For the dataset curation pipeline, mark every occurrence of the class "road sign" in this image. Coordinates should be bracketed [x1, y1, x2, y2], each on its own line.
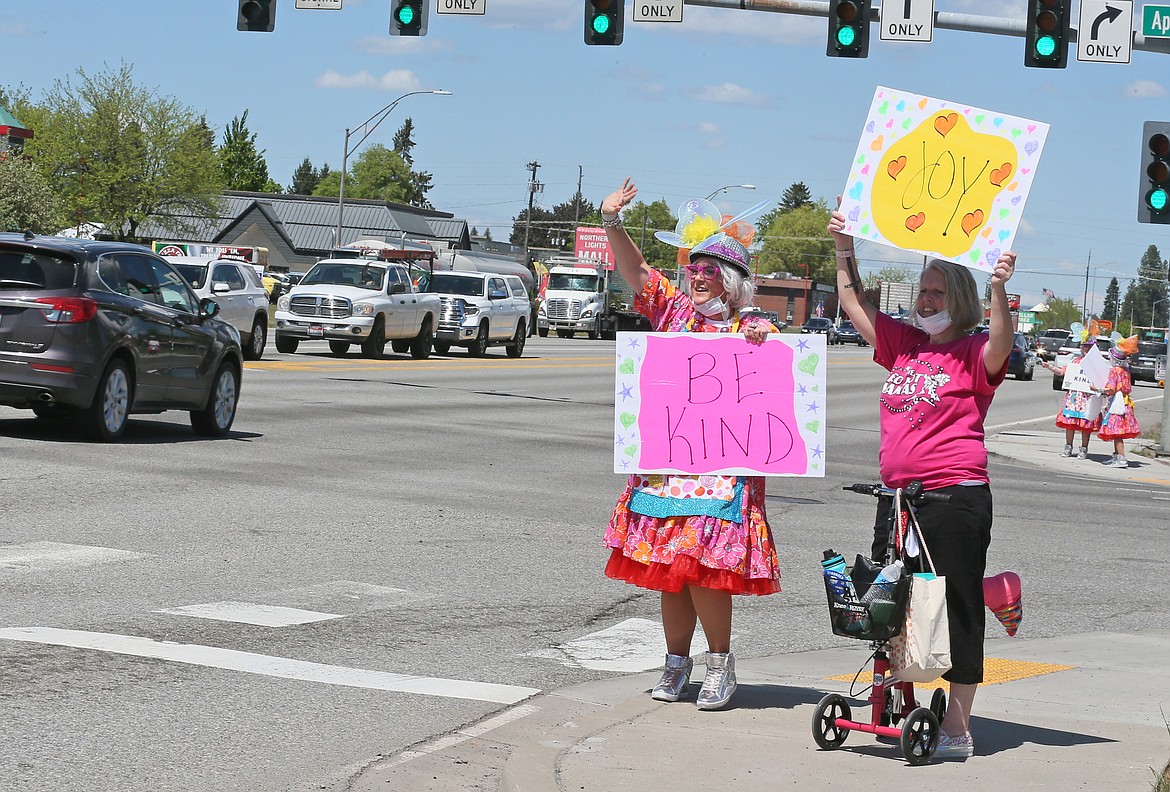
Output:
[1078, 0, 1133, 63]
[879, 0, 934, 42]
[437, 0, 486, 13]
[632, 2, 683, 22]
[295, 0, 342, 9]
[1144, 3, 1170, 35]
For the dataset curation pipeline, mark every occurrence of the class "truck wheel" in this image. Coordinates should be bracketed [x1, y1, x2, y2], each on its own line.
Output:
[538, 327, 549, 338]
[469, 322, 489, 357]
[190, 361, 239, 437]
[329, 341, 350, 357]
[556, 329, 573, 339]
[362, 318, 387, 359]
[82, 358, 132, 442]
[275, 334, 299, 354]
[434, 341, 451, 355]
[588, 319, 600, 340]
[506, 320, 526, 358]
[243, 316, 267, 361]
[410, 319, 433, 360]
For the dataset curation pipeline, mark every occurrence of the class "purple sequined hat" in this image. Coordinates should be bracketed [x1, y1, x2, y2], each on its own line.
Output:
[689, 233, 751, 277]
[1110, 345, 1129, 360]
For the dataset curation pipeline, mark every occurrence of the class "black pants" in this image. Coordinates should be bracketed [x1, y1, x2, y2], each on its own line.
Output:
[872, 485, 992, 685]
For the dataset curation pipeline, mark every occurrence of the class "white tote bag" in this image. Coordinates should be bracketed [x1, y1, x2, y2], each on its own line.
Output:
[1108, 392, 1126, 416]
[886, 502, 952, 682]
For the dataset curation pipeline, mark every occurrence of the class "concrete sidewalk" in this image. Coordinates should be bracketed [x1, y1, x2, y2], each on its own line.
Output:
[353, 430, 1170, 792]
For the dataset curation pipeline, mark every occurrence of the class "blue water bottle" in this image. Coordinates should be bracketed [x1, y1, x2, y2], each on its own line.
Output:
[822, 550, 859, 602]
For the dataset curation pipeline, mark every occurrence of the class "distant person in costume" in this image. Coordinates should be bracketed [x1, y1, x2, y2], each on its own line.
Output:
[1052, 330, 1102, 460]
[599, 178, 779, 711]
[1099, 335, 1141, 468]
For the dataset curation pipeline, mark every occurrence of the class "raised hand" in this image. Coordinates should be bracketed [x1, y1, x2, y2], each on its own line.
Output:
[990, 251, 1017, 288]
[602, 177, 638, 217]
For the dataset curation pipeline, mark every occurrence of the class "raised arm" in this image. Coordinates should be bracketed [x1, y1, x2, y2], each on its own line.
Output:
[983, 251, 1017, 378]
[600, 178, 652, 293]
[828, 202, 878, 346]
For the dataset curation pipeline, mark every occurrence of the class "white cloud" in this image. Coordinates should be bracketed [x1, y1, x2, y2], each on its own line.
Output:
[690, 82, 766, 106]
[314, 69, 422, 93]
[697, 122, 721, 135]
[354, 35, 453, 56]
[1124, 80, 1168, 99]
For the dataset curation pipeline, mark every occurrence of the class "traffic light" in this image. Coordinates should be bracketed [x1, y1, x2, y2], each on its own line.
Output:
[826, 0, 870, 58]
[237, 0, 275, 32]
[391, 0, 428, 37]
[584, 0, 624, 46]
[1139, 121, 1170, 224]
[1024, 0, 1071, 68]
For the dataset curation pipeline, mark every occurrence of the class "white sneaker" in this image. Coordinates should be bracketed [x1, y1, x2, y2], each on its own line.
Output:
[934, 731, 974, 760]
[1059, 444, 1073, 458]
[1113, 456, 1130, 468]
[1076, 447, 1088, 460]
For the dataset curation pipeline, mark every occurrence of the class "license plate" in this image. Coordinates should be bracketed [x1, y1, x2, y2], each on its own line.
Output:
[308, 325, 324, 337]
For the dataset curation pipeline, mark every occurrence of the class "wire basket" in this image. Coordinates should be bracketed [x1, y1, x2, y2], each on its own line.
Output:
[823, 569, 911, 643]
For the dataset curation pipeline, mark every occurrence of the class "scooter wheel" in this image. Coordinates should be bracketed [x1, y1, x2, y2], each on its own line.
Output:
[930, 688, 947, 723]
[812, 693, 851, 750]
[900, 707, 940, 765]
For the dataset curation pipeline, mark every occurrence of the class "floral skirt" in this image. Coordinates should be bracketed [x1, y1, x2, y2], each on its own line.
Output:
[603, 476, 780, 596]
[1055, 390, 1101, 432]
[1099, 408, 1141, 440]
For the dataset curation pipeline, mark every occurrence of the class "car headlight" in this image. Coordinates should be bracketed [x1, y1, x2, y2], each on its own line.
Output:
[351, 302, 375, 316]
[463, 302, 479, 315]
[581, 308, 594, 319]
[277, 294, 290, 310]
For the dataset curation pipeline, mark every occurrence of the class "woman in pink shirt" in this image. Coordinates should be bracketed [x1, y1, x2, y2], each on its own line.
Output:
[828, 207, 1016, 761]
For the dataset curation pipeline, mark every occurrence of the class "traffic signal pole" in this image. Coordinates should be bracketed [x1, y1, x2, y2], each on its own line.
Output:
[682, 0, 1170, 55]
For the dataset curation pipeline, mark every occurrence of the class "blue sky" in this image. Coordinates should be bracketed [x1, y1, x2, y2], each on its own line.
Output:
[3, 0, 1169, 310]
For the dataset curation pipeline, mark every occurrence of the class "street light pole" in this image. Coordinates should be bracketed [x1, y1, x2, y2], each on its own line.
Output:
[704, 184, 756, 201]
[335, 89, 452, 246]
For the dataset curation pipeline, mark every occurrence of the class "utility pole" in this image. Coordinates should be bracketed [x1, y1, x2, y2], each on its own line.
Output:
[1082, 250, 1092, 324]
[575, 165, 583, 228]
[523, 160, 542, 275]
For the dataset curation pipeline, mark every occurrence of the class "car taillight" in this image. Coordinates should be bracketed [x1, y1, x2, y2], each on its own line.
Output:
[34, 297, 98, 323]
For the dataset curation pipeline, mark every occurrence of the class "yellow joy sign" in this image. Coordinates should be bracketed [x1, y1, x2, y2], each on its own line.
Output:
[840, 87, 1049, 271]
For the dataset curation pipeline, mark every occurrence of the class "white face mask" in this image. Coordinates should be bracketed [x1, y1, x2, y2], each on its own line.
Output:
[694, 295, 729, 319]
[916, 309, 953, 336]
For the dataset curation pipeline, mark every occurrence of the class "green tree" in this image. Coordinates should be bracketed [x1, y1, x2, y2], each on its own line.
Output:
[509, 205, 554, 249]
[15, 62, 225, 241]
[617, 198, 676, 269]
[312, 144, 415, 205]
[0, 153, 65, 233]
[219, 110, 279, 192]
[288, 157, 323, 195]
[864, 265, 917, 291]
[779, 181, 814, 212]
[393, 118, 416, 166]
[1036, 297, 1082, 332]
[754, 201, 833, 279]
[1119, 245, 1168, 328]
[1102, 277, 1120, 322]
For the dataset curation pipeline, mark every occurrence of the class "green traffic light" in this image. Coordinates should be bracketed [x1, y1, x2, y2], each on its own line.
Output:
[1149, 188, 1170, 213]
[1035, 34, 1056, 58]
[592, 14, 610, 35]
[397, 5, 415, 25]
[836, 26, 856, 48]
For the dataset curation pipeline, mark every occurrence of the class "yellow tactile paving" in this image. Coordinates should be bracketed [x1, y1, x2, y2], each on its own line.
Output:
[827, 657, 1076, 690]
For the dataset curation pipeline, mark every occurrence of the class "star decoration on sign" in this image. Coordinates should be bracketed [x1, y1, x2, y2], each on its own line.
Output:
[618, 384, 634, 400]
[796, 339, 810, 352]
[806, 401, 820, 414]
[626, 336, 642, 351]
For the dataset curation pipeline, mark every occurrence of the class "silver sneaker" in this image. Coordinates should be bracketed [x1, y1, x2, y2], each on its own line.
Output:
[1113, 456, 1130, 468]
[1059, 444, 1073, 457]
[651, 653, 693, 702]
[934, 731, 974, 760]
[1076, 447, 1088, 460]
[696, 651, 736, 710]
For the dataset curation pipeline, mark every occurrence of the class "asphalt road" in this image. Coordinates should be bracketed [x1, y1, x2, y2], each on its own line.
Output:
[2, 336, 1166, 791]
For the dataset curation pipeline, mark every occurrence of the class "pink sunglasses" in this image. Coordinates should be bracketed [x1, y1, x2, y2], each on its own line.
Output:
[685, 263, 722, 278]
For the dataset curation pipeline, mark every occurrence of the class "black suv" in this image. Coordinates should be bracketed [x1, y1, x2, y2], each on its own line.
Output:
[800, 317, 838, 344]
[835, 320, 868, 346]
[1131, 340, 1166, 383]
[0, 233, 243, 441]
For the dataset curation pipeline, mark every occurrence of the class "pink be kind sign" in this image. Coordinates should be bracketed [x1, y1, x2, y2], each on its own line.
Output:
[613, 332, 827, 476]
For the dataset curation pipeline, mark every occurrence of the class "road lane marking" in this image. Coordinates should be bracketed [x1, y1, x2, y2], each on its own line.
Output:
[154, 601, 344, 627]
[379, 704, 541, 769]
[0, 628, 540, 704]
[0, 542, 143, 573]
[529, 618, 710, 672]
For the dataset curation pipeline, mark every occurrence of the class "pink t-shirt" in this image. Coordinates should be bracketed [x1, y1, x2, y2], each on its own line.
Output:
[873, 312, 1007, 489]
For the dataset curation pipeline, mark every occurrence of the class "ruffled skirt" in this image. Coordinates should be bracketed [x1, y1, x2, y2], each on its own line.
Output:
[603, 476, 780, 596]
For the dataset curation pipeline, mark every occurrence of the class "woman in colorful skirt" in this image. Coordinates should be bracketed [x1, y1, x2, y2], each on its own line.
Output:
[599, 178, 780, 711]
[1054, 338, 1102, 460]
[1099, 336, 1142, 468]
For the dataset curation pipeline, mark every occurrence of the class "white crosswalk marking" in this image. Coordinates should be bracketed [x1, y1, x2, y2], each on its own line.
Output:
[0, 541, 143, 573]
[535, 617, 710, 672]
[154, 601, 344, 627]
[0, 627, 541, 704]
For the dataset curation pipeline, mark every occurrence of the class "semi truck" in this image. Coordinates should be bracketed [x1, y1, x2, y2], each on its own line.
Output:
[536, 259, 649, 340]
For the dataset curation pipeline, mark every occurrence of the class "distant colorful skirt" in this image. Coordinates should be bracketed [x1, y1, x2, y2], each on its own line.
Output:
[1099, 407, 1141, 441]
[603, 476, 780, 596]
[1055, 390, 1101, 432]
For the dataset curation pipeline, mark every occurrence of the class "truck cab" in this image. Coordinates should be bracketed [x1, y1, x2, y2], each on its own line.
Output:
[538, 265, 608, 339]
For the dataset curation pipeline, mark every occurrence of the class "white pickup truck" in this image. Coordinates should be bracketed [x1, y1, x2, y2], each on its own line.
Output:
[273, 258, 439, 359]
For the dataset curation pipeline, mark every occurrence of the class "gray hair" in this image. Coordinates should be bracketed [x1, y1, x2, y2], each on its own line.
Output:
[683, 266, 755, 310]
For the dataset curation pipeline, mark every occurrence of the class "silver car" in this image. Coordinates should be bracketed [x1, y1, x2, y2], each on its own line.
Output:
[169, 256, 269, 360]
